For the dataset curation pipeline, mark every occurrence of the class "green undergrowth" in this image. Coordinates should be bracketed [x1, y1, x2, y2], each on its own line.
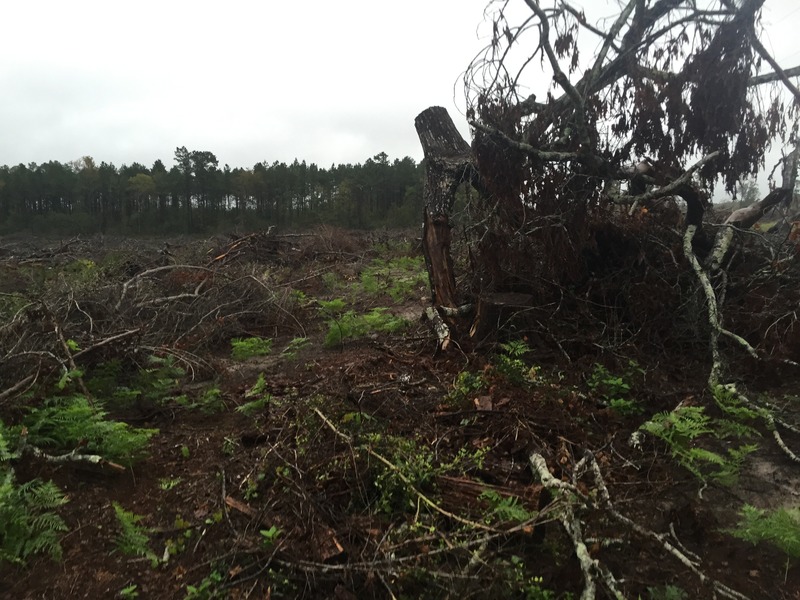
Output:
[639, 384, 760, 485]
[230, 336, 273, 361]
[0, 464, 68, 564]
[587, 360, 645, 415]
[317, 255, 427, 303]
[362, 433, 488, 514]
[728, 504, 800, 560]
[0, 355, 180, 566]
[447, 340, 543, 408]
[359, 256, 427, 303]
[319, 298, 408, 347]
[24, 395, 158, 466]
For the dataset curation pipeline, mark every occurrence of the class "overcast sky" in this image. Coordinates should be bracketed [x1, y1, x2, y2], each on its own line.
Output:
[1, 1, 798, 172]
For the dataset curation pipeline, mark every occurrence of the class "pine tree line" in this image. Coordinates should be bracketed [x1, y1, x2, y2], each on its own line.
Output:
[0, 149, 425, 235]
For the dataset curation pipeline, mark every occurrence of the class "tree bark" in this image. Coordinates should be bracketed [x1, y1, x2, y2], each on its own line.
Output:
[414, 106, 473, 309]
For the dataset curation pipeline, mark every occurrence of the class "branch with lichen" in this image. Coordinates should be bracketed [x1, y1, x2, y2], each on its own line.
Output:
[530, 451, 751, 600]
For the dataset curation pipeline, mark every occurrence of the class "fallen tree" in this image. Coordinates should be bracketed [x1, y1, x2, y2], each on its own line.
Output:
[416, 5, 800, 596]
[417, 0, 800, 364]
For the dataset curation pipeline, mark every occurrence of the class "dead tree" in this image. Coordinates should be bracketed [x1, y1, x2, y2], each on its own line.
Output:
[415, 106, 473, 310]
[416, 0, 800, 368]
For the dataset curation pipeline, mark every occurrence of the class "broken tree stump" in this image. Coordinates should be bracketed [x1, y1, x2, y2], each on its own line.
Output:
[414, 106, 474, 309]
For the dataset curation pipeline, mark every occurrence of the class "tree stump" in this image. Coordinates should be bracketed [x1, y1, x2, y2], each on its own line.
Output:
[414, 106, 473, 309]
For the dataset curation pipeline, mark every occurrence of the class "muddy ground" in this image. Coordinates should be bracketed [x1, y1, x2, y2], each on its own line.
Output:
[1, 228, 798, 599]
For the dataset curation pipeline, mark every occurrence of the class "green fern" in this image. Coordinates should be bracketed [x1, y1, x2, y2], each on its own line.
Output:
[0, 468, 68, 564]
[231, 337, 273, 361]
[479, 489, 536, 523]
[112, 502, 157, 561]
[325, 307, 407, 347]
[25, 395, 157, 467]
[728, 504, 800, 559]
[640, 406, 757, 484]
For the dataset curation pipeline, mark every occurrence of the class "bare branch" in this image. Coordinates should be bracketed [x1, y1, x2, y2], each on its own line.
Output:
[749, 65, 800, 86]
[616, 152, 720, 205]
[522, 0, 591, 147]
[750, 39, 800, 103]
[469, 118, 583, 162]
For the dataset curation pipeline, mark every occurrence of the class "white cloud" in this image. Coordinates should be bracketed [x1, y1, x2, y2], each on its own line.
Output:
[0, 0, 797, 177]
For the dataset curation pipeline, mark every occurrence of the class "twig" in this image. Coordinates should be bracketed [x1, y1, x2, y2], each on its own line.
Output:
[15, 430, 124, 472]
[522, 0, 591, 147]
[0, 374, 37, 405]
[529, 453, 624, 600]
[750, 38, 800, 103]
[617, 152, 720, 206]
[46, 302, 91, 398]
[72, 329, 141, 360]
[584, 455, 750, 600]
[468, 119, 580, 163]
[720, 384, 800, 464]
[683, 225, 723, 387]
[530, 451, 752, 600]
[313, 407, 498, 532]
[425, 307, 451, 350]
[749, 65, 800, 86]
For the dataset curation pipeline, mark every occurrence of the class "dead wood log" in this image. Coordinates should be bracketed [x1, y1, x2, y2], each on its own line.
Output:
[415, 106, 474, 309]
[709, 188, 793, 271]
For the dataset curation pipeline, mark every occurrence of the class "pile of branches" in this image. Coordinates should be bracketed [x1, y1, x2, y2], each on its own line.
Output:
[0, 236, 306, 397]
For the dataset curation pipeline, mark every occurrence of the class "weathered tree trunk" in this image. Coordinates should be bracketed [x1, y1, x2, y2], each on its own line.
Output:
[414, 106, 473, 309]
[708, 146, 799, 271]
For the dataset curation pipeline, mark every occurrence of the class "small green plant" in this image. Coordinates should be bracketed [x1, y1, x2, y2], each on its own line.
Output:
[341, 411, 374, 428]
[367, 434, 436, 513]
[640, 406, 757, 484]
[236, 373, 272, 416]
[479, 489, 536, 524]
[359, 256, 427, 303]
[135, 355, 185, 403]
[231, 336, 273, 361]
[0, 466, 68, 564]
[587, 361, 643, 415]
[647, 584, 688, 600]
[56, 368, 84, 391]
[494, 340, 535, 386]
[281, 337, 310, 360]
[199, 387, 224, 413]
[318, 297, 347, 314]
[185, 569, 224, 599]
[236, 399, 268, 417]
[448, 370, 488, 406]
[507, 555, 559, 599]
[243, 471, 266, 500]
[324, 307, 407, 347]
[62, 258, 99, 288]
[728, 504, 800, 559]
[321, 271, 340, 291]
[259, 525, 283, 547]
[163, 515, 193, 560]
[365, 434, 485, 514]
[0, 292, 28, 321]
[159, 477, 182, 491]
[25, 395, 158, 467]
[180, 445, 191, 459]
[112, 503, 157, 563]
[118, 584, 140, 599]
[221, 437, 238, 456]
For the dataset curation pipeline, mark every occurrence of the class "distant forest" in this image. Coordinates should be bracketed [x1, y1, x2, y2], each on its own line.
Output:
[0, 148, 426, 235]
